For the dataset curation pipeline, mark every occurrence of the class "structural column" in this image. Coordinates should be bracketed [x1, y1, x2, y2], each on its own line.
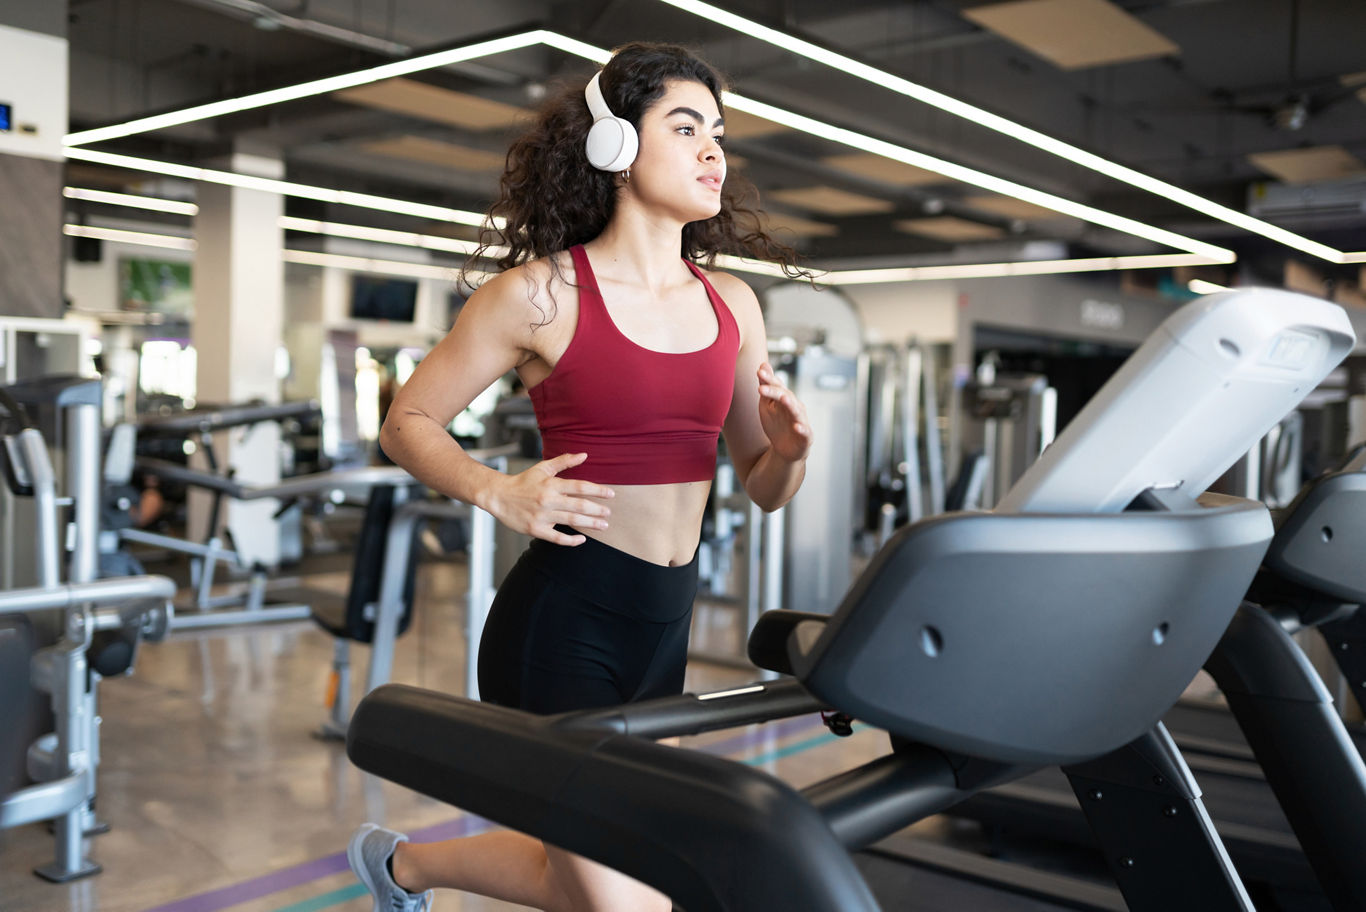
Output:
[191, 146, 285, 567]
[0, 6, 67, 318]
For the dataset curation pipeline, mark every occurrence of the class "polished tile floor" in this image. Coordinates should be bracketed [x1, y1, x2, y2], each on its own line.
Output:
[0, 550, 896, 912]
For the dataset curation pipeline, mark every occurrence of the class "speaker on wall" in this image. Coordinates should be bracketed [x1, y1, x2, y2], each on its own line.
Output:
[72, 235, 103, 263]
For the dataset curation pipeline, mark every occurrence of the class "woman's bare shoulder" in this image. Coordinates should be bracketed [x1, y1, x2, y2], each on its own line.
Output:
[466, 252, 576, 325]
[697, 266, 760, 315]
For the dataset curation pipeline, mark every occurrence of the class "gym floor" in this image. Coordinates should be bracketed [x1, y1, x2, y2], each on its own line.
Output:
[0, 546, 901, 912]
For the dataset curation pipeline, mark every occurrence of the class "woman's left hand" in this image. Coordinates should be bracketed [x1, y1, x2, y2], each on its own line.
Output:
[756, 361, 813, 463]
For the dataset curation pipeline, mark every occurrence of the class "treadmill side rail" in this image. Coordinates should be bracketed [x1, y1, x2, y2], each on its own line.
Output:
[348, 684, 880, 912]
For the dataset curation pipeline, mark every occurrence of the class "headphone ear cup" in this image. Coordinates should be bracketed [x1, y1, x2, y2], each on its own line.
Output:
[586, 116, 639, 172]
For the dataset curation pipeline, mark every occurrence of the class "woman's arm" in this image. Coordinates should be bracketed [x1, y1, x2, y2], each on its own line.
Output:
[714, 273, 812, 512]
[380, 266, 613, 546]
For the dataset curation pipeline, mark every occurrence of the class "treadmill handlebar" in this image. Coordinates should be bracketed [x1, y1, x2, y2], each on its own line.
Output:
[348, 684, 880, 912]
[136, 400, 322, 436]
[550, 677, 824, 739]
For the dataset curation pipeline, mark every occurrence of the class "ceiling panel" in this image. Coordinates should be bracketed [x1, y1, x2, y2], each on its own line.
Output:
[758, 211, 840, 238]
[963, 0, 1180, 70]
[769, 186, 896, 216]
[359, 136, 507, 172]
[893, 216, 1008, 242]
[823, 153, 944, 187]
[722, 108, 790, 140]
[1248, 145, 1366, 184]
[336, 78, 532, 130]
[961, 194, 1060, 220]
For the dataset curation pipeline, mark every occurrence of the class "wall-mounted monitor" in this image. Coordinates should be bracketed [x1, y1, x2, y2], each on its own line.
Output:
[120, 258, 193, 317]
[350, 274, 418, 323]
[0, 103, 11, 133]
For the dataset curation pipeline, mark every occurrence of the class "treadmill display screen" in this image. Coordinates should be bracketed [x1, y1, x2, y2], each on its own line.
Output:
[0, 104, 10, 133]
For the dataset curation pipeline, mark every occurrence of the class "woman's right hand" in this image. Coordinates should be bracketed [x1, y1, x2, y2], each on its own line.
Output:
[485, 452, 613, 545]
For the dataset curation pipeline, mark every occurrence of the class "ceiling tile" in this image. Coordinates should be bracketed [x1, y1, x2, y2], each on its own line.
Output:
[758, 211, 840, 238]
[769, 185, 895, 216]
[961, 194, 1060, 220]
[360, 136, 507, 172]
[893, 217, 1007, 241]
[1248, 145, 1366, 184]
[824, 153, 944, 186]
[336, 78, 531, 130]
[963, 0, 1180, 70]
[722, 108, 789, 140]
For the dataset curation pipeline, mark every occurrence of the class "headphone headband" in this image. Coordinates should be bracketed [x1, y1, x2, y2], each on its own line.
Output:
[585, 72, 612, 122]
[584, 69, 638, 173]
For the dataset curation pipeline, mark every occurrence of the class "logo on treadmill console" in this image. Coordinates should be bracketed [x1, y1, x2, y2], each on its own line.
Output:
[1080, 298, 1125, 331]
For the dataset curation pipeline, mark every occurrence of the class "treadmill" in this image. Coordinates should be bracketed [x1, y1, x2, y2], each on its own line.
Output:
[954, 447, 1366, 911]
[341, 289, 1354, 912]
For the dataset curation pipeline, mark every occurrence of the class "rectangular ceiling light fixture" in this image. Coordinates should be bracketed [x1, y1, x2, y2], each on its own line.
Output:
[64, 223, 196, 251]
[64, 186, 198, 215]
[280, 216, 509, 260]
[62, 31, 555, 147]
[283, 248, 483, 283]
[63, 29, 1231, 267]
[655, 0, 1349, 264]
[820, 253, 1223, 286]
[67, 219, 1220, 286]
[63, 147, 491, 227]
[721, 93, 1232, 261]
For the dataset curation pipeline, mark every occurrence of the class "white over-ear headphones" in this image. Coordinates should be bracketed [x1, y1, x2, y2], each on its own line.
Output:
[584, 71, 638, 173]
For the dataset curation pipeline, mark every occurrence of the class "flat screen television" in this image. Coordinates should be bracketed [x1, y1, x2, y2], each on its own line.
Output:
[350, 274, 418, 322]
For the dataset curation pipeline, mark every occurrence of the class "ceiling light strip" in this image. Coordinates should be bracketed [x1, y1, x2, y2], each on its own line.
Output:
[65, 221, 1226, 285]
[61, 29, 1219, 263]
[64, 224, 197, 250]
[658, 0, 1346, 264]
[283, 249, 484, 282]
[280, 216, 490, 255]
[64, 187, 199, 215]
[64, 147, 491, 226]
[820, 253, 1222, 286]
[724, 94, 1233, 262]
[63, 30, 553, 147]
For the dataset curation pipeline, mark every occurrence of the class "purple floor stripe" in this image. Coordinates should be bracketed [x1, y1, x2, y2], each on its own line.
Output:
[147, 713, 824, 912]
[143, 854, 352, 912]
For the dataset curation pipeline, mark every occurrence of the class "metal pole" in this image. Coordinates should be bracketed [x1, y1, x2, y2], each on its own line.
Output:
[762, 506, 785, 616]
[921, 345, 946, 516]
[466, 503, 496, 699]
[902, 346, 924, 523]
[66, 401, 101, 585]
[18, 429, 60, 588]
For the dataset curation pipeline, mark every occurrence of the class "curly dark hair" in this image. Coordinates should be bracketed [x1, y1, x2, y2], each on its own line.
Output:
[464, 41, 807, 309]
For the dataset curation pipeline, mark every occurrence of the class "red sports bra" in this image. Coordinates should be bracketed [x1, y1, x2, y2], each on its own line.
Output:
[528, 245, 741, 484]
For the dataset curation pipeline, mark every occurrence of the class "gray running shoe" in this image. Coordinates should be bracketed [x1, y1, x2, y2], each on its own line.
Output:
[347, 823, 434, 912]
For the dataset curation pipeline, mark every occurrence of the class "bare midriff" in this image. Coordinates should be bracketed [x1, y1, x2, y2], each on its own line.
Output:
[575, 480, 712, 567]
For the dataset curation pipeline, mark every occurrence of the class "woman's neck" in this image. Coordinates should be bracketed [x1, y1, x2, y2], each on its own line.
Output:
[587, 209, 689, 293]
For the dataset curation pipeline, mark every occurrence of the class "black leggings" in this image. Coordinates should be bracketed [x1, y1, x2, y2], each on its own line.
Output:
[477, 529, 698, 714]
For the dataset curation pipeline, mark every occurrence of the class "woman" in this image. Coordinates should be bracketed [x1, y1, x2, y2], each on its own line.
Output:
[348, 42, 813, 912]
